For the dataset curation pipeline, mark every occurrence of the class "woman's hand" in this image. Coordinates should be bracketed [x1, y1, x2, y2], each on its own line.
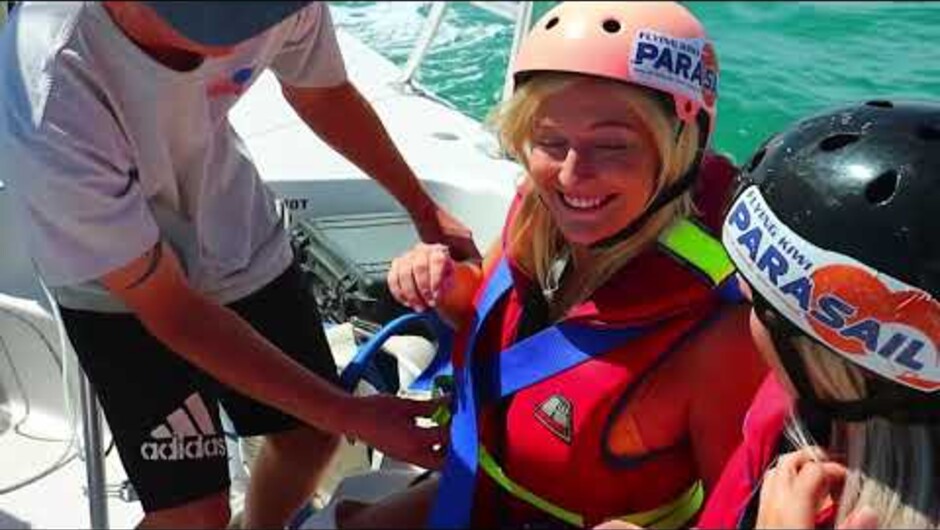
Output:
[389, 243, 482, 327]
[389, 243, 457, 312]
[756, 447, 848, 529]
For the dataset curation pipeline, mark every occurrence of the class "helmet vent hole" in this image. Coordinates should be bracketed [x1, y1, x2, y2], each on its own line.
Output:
[545, 17, 559, 30]
[746, 148, 767, 173]
[865, 170, 899, 206]
[819, 133, 859, 152]
[865, 100, 894, 109]
[602, 19, 621, 33]
[917, 124, 940, 141]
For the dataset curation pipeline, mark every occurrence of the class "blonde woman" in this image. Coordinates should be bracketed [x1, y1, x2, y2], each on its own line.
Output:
[369, 2, 768, 528]
[698, 100, 940, 529]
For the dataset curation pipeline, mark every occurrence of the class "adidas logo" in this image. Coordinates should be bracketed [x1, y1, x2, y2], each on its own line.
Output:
[140, 393, 227, 462]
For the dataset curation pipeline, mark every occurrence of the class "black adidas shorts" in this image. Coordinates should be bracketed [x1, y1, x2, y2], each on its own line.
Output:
[60, 260, 342, 512]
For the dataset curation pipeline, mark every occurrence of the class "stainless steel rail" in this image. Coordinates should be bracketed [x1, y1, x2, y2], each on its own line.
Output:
[398, 1, 535, 105]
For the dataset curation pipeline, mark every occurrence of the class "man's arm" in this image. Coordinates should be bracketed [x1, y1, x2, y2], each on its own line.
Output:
[101, 243, 445, 468]
[100, 242, 355, 429]
[281, 80, 480, 261]
[281, 81, 431, 223]
[98, 242, 446, 468]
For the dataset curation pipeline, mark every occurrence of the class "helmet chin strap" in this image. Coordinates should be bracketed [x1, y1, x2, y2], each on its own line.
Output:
[753, 294, 940, 425]
[590, 120, 700, 250]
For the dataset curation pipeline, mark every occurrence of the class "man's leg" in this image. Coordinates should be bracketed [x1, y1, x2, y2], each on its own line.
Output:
[59, 307, 234, 528]
[243, 425, 340, 528]
[138, 491, 231, 529]
[220, 260, 347, 528]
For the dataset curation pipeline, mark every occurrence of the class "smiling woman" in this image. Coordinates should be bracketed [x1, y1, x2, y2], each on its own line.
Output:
[494, 73, 701, 315]
[367, 2, 769, 529]
[513, 77, 662, 242]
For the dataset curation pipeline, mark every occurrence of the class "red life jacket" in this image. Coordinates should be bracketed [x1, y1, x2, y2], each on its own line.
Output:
[695, 374, 792, 529]
[450, 152, 743, 528]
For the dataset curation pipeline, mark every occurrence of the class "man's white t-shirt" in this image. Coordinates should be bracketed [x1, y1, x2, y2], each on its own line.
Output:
[0, 1, 347, 312]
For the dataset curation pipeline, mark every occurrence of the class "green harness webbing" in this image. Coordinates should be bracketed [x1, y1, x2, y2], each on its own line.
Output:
[479, 445, 704, 529]
[658, 217, 736, 286]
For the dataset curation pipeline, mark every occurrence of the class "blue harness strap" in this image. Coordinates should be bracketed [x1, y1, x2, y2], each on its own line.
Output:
[428, 256, 512, 528]
[476, 322, 649, 403]
[428, 257, 652, 528]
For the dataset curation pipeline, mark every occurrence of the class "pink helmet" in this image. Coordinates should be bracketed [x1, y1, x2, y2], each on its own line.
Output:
[512, 1, 719, 145]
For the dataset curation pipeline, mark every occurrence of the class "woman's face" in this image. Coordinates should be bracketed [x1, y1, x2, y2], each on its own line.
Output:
[527, 78, 661, 246]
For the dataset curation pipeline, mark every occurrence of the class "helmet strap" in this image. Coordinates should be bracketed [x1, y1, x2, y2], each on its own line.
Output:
[589, 144, 701, 250]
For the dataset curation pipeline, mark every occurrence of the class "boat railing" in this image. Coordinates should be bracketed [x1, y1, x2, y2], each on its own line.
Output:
[397, 1, 534, 105]
[397, 2, 448, 87]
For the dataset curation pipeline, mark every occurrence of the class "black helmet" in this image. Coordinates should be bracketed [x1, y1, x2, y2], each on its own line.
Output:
[722, 99, 940, 423]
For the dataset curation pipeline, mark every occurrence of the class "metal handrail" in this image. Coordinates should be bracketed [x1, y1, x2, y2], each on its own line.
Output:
[80, 376, 109, 530]
[397, 1, 535, 104]
[397, 2, 449, 86]
[470, 1, 518, 21]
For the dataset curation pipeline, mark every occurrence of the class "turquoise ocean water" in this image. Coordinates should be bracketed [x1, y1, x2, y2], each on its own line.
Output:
[329, 1, 940, 163]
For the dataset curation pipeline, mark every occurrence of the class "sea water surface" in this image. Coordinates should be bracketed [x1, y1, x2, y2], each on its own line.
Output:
[329, 1, 940, 163]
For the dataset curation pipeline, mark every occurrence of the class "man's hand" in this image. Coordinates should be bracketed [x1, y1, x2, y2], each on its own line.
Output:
[346, 394, 450, 470]
[413, 203, 481, 262]
[388, 241, 482, 328]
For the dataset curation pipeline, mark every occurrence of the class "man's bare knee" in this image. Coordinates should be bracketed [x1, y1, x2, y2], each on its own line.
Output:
[138, 491, 231, 529]
[264, 425, 340, 459]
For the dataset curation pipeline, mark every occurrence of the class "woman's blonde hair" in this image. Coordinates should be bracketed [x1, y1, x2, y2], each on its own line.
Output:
[784, 337, 940, 528]
[487, 72, 702, 319]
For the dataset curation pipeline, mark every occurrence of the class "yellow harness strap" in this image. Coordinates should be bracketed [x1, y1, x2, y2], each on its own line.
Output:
[479, 446, 704, 529]
[658, 217, 736, 287]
